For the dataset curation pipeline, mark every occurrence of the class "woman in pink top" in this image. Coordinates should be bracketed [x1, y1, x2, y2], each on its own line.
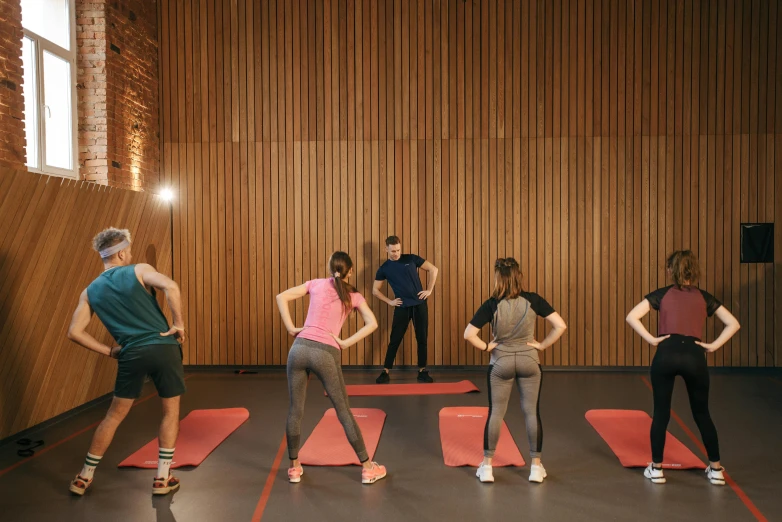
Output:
[276, 251, 387, 485]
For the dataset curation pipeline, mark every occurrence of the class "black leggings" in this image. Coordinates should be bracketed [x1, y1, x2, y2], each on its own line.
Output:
[383, 302, 428, 369]
[650, 335, 720, 463]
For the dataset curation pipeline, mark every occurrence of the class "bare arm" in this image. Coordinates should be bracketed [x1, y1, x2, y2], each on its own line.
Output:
[526, 312, 568, 351]
[67, 290, 118, 357]
[463, 323, 497, 352]
[696, 306, 740, 352]
[137, 264, 186, 342]
[625, 299, 670, 346]
[418, 261, 439, 299]
[373, 279, 401, 307]
[276, 283, 309, 335]
[332, 301, 379, 348]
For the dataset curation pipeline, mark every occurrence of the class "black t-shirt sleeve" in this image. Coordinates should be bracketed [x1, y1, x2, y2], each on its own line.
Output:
[375, 264, 386, 281]
[470, 299, 497, 328]
[527, 292, 555, 318]
[411, 254, 426, 267]
[700, 289, 722, 317]
[645, 286, 671, 310]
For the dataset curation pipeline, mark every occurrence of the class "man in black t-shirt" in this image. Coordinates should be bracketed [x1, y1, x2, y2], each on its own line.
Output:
[373, 235, 439, 383]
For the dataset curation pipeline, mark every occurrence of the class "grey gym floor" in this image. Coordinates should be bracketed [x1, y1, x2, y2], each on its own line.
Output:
[0, 369, 780, 522]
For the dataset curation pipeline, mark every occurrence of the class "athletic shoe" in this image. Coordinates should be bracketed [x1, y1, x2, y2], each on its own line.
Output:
[417, 370, 434, 383]
[476, 464, 494, 483]
[529, 464, 547, 483]
[152, 474, 181, 495]
[288, 466, 304, 483]
[69, 475, 93, 496]
[376, 371, 390, 384]
[643, 464, 666, 484]
[361, 462, 387, 484]
[706, 465, 725, 486]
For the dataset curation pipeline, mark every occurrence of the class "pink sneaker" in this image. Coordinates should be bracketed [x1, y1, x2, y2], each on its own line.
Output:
[288, 466, 304, 483]
[361, 462, 387, 484]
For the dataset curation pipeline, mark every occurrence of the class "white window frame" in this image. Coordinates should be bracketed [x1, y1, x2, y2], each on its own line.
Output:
[22, 0, 79, 179]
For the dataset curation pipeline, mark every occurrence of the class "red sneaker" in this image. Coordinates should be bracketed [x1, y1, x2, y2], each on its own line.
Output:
[361, 462, 387, 484]
[288, 466, 304, 483]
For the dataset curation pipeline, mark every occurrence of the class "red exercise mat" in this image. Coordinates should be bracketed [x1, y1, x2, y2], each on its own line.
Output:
[439, 407, 525, 467]
[585, 409, 705, 469]
[332, 380, 479, 397]
[118, 408, 249, 469]
[299, 408, 386, 466]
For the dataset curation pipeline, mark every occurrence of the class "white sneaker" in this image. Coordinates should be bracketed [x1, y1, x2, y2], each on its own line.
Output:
[706, 465, 725, 486]
[644, 464, 666, 484]
[476, 464, 494, 483]
[529, 464, 547, 483]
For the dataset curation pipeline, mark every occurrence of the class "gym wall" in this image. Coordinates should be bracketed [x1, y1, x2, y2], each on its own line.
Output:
[0, 0, 26, 170]
[159, 0, 782, 368]
[0, 168, 172, 439]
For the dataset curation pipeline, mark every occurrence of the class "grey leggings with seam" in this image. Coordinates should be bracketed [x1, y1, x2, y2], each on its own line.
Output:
[484, 350, 543, 459]
[286, 337, 369, 462]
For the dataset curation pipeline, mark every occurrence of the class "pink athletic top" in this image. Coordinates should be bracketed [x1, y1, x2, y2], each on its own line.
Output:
[297, 278, 366, 349]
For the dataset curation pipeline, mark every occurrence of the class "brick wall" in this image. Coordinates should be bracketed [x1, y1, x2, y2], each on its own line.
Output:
[0, 0, 26, 169]
[77, 2, 109, 182]
[78, 0, 159, 191]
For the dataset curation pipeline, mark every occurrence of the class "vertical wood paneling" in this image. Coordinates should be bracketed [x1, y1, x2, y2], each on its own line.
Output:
[0, 168, 172, 439]
[158, 0, 781, 368]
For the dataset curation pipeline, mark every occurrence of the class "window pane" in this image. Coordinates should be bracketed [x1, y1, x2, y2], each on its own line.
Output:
[22, 37, 39, 169]
[21, 0, 70, 50]
[43, 51, 73, 171]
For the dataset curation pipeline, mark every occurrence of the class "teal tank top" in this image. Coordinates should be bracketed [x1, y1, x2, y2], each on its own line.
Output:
[86, 265, 180, 350]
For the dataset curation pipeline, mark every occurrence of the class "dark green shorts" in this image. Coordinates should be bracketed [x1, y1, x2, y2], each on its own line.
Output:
[115, 344, 186, 399]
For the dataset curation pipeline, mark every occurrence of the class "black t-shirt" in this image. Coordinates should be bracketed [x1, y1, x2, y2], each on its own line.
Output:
[375, 254, 426, 308]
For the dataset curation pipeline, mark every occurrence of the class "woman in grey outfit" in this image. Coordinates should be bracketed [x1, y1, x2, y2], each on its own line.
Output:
[464, 258, 567, 484]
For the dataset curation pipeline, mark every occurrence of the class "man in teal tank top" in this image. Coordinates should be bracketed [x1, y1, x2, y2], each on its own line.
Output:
[65, 227, 186, 497]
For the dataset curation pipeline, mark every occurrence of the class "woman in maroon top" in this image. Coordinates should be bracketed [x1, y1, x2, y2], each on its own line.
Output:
[626, 250, 740, 486]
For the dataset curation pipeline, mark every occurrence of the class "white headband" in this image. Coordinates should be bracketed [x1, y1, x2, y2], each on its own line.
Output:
[99, 239, 130, 258]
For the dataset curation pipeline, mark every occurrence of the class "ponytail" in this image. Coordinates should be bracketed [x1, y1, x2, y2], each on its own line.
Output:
[329, 251, 358, 315]
[491, 257, 525, 300]
[666, 250, 700, 288]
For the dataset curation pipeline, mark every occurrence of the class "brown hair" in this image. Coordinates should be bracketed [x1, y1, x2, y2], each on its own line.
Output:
[491, 257, 525, 300]
[329, 251, 358, 315]
[666, 250, 700, 287]
[385, 235, 401, 246]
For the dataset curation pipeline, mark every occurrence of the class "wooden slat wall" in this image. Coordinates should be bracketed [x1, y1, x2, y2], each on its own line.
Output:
[0, 168, 172, 439]
[160, 0, 782, 368]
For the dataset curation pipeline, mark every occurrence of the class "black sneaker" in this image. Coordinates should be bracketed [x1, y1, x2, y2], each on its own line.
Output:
[417, 370, 434, 383]
[376, 371, 390, 384]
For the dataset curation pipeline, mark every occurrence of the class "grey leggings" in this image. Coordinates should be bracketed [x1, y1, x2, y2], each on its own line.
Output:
[286, 337, 369, 462]
[484, 351, 543, 459]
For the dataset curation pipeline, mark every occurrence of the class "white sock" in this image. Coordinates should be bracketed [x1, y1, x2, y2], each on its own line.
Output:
[80, 452, 102, 480]
[157, 447, 175, 479]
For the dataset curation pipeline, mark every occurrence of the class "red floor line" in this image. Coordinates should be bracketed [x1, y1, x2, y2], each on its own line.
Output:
[251, 435, 287, 522]
[0, 374, 194, 479]
[640, 376, 767, 522]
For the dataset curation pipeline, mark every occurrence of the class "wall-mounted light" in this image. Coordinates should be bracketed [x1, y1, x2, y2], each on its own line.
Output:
[160, 188, 174, 202]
